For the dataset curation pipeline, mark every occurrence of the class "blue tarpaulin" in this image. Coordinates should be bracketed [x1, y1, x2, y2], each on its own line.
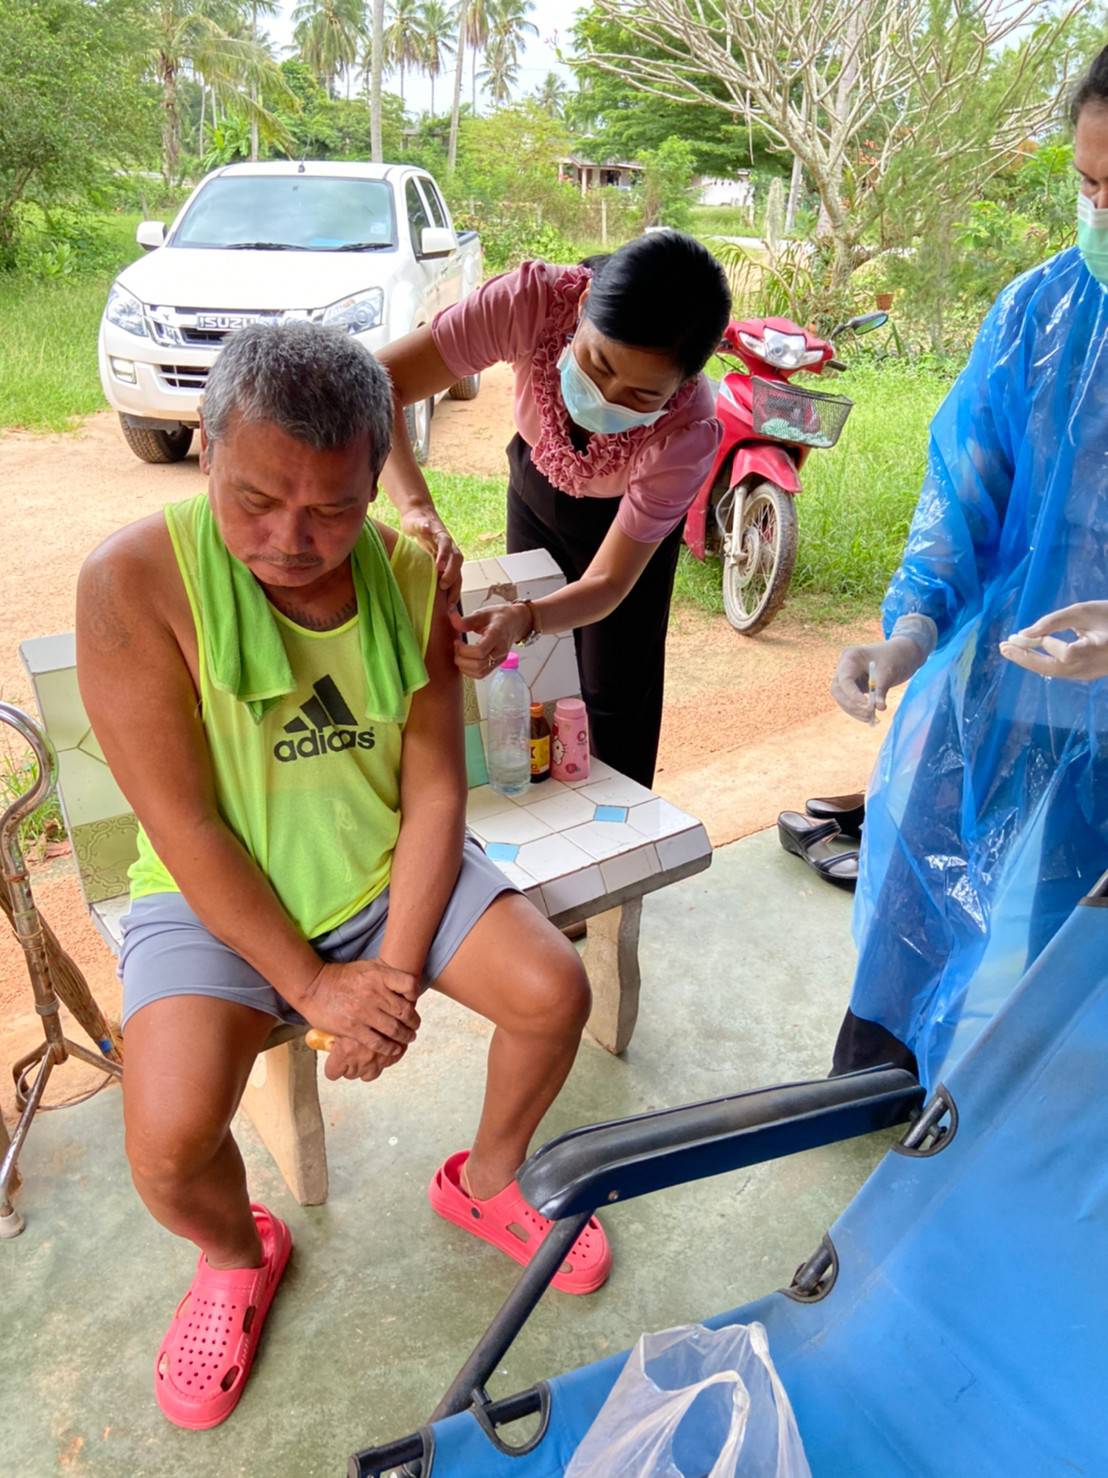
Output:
[847, 249, 1108, 1088]
[425, 893, 1108, 1474]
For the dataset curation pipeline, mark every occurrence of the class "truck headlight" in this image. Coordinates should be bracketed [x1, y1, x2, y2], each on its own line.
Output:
[320, 287, 384, 335]
[105, 282, 148, 338]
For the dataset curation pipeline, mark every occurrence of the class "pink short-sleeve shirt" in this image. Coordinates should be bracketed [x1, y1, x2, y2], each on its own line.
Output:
[431, 261, 721, 544]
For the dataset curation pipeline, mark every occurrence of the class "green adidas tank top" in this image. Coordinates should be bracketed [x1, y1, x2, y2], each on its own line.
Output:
[128, 500, 437, 938]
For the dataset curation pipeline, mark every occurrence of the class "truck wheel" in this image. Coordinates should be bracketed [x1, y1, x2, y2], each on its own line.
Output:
[118, 417, 193, 464]
[447, 372, 481, 401]
[404, 397, 432, 464]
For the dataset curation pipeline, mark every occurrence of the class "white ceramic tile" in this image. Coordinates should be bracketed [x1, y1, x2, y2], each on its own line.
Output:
[491, 859, 533, 891]
[562, 757, 617, 789]
[626, 797, 699, 841]
[20, 632, 76, 677]
[91, 896, 128, 953]
[470, 808, 554, 845]
[500, 548, 561, 583]
[524, 884, 548, 914]
[541, 865, 605, 916]
[600, 844, 660, 893]
[525, 789, 595, 830]
[512, 777, 571, 805]
[465, 785, 517, 821]
[563, 819, 644, 860]
[657, 824, 711, 871]
[515, 832, 595, 884]
[518, 575, 566, 604]
[518, 633, 560, 691]
[533, 635, 581, 705]
[460, 561, 492, 599]
[578, 773, 657, 808]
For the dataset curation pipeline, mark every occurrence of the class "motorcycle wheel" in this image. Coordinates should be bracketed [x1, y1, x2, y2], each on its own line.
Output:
[721, 481, 798, 635]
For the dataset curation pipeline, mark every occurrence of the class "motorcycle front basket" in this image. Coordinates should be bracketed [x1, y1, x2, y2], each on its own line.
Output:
[749, 376, 853, 449]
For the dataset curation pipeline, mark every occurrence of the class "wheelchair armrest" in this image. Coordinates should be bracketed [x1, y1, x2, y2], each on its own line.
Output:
[520, 1066, 923, 1220]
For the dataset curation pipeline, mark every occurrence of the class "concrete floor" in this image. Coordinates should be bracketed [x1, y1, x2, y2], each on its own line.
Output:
[2, 829, 890, 1478]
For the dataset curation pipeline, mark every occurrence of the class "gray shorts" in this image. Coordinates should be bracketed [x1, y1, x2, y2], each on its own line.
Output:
[118, 835, 517, 1030]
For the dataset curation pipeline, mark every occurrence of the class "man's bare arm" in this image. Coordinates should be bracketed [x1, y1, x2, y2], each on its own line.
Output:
[76, 530, 324, 999]
[378, 586, 467, 979]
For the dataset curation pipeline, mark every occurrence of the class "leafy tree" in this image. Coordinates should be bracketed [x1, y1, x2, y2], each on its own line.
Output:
[382, 0, 424, 105]
[569, 7, 774, 181]
[579, 0, 1082, 288]
[533, 71, 568, 118]
[418, 0, 456, 117]
[293, 0, 365, 97]
[639, 136, 696, 229]
[0, 0, 156, 260]
[147, 0, 292, 183]
[481, 34, 519, 107]
[463, 0, 492, 114]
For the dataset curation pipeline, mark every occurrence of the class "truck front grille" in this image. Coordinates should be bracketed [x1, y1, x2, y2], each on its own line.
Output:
[157, 364, 210, 391]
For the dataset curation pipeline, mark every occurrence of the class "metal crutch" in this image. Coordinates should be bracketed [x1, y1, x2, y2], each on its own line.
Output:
[0, 703, 122, 1238]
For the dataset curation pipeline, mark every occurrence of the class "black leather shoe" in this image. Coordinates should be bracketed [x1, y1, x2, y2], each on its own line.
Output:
[777, 811, 859, 891]
[805, 791, 865, 839]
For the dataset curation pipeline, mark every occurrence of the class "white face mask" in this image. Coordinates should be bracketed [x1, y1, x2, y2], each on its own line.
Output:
[1078, 193, 1108, 286]
[558, 344, 669, 436]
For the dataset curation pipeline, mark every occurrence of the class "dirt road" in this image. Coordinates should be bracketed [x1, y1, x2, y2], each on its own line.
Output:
[0, 368, 887, 1108]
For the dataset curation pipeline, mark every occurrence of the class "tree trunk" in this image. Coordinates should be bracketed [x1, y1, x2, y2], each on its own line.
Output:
[430, 74, 435, 118]
[448, 6, 467, 171]
[472, 50, 477, 115]
[250, 2, 259, 161]
[785, 155, 803, 234]
[160, 55, 180, 185]
[370, 0, 384, 161]
[198, 81, 207, 161]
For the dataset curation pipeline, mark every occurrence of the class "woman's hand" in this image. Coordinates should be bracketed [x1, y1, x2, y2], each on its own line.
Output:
[831, 636, 927, 723]
[401, 506, 463, 606]
[450, 602, 531, 679]
[1000, 602, 1108, 681]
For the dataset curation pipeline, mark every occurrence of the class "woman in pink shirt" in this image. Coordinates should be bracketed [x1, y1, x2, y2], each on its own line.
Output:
[378, 231, 730, 784]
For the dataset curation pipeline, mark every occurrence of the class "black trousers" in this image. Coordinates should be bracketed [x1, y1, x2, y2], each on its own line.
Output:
[505, 434, 683, 787]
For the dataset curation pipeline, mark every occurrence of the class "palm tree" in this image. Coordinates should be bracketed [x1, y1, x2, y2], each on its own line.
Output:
[245, 0, 280, 161]
[463, 0, 491, 115]
[368, 0, 385, 161]
[382, 0, 424, 107]
[479, 32, 518, 109]
[487, 0, 536, 68]
[292, 0, 365, 98]
[418, 0, 455, 118]
[150, 0, 291, 183]
[533, 70, 566, 118]
[447, 0, 467, 171]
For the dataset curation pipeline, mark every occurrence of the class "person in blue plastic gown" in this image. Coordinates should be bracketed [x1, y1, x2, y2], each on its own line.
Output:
[828, 51, 1108, 1089]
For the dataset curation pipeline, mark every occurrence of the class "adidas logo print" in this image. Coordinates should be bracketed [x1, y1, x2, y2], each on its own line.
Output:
[273, 674, 376, 763]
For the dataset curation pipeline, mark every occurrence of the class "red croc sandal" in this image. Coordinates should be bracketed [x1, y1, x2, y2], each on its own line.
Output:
[428, 1149, 611, 1295]
[154, 1202, 292, 1429]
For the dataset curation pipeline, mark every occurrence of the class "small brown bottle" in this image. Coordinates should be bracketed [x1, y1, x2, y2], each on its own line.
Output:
[530, 702, 551, 783]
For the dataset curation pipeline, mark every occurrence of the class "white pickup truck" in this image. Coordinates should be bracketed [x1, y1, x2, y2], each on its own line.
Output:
[98, 160, 483, 464]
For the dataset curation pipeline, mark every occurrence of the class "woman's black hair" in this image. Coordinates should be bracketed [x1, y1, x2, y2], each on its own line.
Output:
[581, 230, 731, 380]
[1070, 46, 1108, 127]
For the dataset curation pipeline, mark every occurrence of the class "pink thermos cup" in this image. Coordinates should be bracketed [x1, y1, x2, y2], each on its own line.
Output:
[551, 698, 590, 783]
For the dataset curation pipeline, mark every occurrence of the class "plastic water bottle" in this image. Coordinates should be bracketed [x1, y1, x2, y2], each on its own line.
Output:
[487, 652, 531, 797]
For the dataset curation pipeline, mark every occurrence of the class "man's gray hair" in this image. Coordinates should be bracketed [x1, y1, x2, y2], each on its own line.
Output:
[202, 320, 393, 472]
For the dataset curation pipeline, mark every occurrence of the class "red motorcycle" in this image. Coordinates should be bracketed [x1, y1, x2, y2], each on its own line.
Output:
[684, 311, 887, 635]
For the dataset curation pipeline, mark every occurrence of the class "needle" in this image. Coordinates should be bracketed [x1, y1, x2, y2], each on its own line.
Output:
[868, 661, 878, 725]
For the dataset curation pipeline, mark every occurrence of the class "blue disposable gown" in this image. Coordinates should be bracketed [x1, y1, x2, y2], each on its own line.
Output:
[850, 247, 1108, 1088]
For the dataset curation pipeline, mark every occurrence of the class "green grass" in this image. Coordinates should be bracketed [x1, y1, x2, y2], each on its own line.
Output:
[0, 213, 143, 431]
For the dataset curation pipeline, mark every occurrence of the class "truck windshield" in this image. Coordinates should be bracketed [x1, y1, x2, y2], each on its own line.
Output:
[172, 176, 397, 251]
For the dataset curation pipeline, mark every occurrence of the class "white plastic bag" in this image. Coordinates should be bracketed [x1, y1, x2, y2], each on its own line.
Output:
[565, 1322, 811, 1478]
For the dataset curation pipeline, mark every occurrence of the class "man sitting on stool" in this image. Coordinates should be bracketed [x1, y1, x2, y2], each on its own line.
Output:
[77, 322, 610, 1431]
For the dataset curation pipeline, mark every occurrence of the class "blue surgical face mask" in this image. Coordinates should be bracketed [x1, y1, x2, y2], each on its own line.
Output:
[558, 343, 668, 435]
[1078, 192, 1108, 286]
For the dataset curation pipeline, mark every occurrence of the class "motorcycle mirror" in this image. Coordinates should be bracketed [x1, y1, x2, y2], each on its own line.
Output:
[838, 311, 888, 336]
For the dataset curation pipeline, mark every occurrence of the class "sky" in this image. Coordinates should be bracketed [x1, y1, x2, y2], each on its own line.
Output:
[267, 0, 582, 119]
